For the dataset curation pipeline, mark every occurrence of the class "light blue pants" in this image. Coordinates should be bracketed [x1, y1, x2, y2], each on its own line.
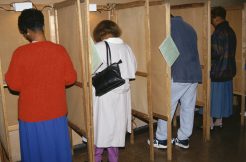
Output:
[156, 81, 198, 140]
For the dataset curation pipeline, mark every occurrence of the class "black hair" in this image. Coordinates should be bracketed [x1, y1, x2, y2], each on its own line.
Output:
[18, 9, 44, 34]
[211, 6, 226, 19]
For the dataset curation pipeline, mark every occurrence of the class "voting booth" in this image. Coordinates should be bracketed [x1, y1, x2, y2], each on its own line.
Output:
[90, 0, 172, 160]
[0, 0, 95, 161]
[0, 4, 55, 161]
[225, 4, 246, 126]
[54, 0, 95, 161]
[170, 0, 211, 140]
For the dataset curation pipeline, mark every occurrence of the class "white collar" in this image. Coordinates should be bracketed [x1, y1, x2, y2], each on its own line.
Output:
[104, 37, 124, 44]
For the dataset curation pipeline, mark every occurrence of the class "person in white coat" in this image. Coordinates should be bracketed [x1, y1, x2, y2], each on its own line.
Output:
[93, 20, 137, 162]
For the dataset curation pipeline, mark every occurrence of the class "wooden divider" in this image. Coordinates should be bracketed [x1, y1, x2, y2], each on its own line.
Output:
[54, 0, 94, 161]
[112, 1, 155, 160]
[226, 4, 246, 126]
[0, 6, 53, 161]
[109, 0, 172, 160]
[149, 1, 172, 159]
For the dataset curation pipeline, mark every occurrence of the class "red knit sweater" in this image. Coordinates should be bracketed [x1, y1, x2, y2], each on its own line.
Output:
[5, 41, 77, 122]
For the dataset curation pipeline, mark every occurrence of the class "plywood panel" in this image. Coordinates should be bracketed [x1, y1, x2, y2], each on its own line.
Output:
[56, 3, 86, 133]
[226, 8, 243, 94]
[90, 11, 109, 35]
[4, 90, 18, 126]
[0, 10, 27, 75]
[171, 5, 207, 105]
[150, 4, 169, 116]
[0, 86, 10, 160]
[116, 6, 148, 116]
[131, 77, 148, 114]
[66, 87, 86, 132]
[117, 6, 147, 72]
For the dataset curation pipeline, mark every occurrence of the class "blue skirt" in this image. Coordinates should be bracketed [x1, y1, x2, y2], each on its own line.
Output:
[19, 116, 72, 162]
[211, 81, 233, 118]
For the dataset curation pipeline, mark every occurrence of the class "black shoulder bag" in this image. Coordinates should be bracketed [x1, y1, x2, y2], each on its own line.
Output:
[92, 41, 125, 96]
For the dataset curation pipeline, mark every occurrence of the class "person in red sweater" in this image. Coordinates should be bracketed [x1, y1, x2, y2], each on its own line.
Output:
[5, 9, 77, 162]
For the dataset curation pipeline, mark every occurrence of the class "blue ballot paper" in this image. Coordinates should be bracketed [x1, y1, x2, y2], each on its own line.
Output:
[90, 38, 102, 73]
[159, 35, 180, 67]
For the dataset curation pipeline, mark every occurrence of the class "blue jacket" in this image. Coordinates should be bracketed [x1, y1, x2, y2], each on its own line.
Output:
[171, 16, 202, 83]
[210, 21, 236, 82]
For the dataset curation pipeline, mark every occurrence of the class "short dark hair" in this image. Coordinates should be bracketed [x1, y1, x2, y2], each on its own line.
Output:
[93, 20, 122, 42]
[211, 6, 226, 19]
[18, 9, 44, 34]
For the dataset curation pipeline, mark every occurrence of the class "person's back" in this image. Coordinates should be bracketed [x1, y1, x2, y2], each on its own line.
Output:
[171, 16, 202, 83]
[6, 41, 76, 122]
[210, 20, 236, 81]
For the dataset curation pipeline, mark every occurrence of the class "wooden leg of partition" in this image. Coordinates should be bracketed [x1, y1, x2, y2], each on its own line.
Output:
[202, 105, 207, 141]
[203, 104, 210, 141]
[167, 118, 172, 161]
[149, 117, 154, 161]
[69, 127, 74, 155]
[130, 118, 134, 144]
[241, 94, 245, 126]
[0, 144, 3, 162]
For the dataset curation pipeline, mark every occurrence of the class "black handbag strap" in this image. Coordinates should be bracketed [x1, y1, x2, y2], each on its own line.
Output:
[105, 41, 112, 66]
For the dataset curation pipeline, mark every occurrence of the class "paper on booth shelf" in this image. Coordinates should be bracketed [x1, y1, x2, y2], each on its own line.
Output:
[90, 37, 102, 74]
[159, 35, 180, 67]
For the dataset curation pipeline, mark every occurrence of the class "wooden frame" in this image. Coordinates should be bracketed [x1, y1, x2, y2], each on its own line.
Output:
[225, 4, 246, 126]
[104, 0, 172, 160]
[111, 1, 156, 160]
[149, 0, 172, 160]
[0, 5, 54, 161]
[242, 3, 246, 126]
[53, 0, 94, 161]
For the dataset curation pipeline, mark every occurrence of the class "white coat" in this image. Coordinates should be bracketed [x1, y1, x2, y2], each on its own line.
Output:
[93, 38, 137, 147]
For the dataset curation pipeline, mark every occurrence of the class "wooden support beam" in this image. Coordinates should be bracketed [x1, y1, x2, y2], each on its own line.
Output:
[153, 113, 168, 121]
[241, 3, 246, 126]
[136, 71, 148, 77]
[53, 0, 76, 9]
[149, 1, 164, 6]
[132, 110, 150, 122]
[224, 5, 244, 10]
[171, 3, 204, 9]
[115, 1, 145, 10]
[164, 0, 172, 160]
[204, 0, 211, 141]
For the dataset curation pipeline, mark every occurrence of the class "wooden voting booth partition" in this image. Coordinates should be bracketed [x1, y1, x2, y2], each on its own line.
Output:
[54, 0, 94, 161]
[0, 6, 53, 162]
[112, 1, 155, 160]
[109, 0, 172, 160]
[225, 4, 246, 126]
[170, 0, 211, 141]
[149, 1, 172, 160]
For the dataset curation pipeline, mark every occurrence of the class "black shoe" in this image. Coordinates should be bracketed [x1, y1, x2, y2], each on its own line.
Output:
[172, 138, 189, 149]
[147, 138, 167, 149]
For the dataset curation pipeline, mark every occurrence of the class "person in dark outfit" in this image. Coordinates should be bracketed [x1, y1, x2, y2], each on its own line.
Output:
[210, 6, 237, 129]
